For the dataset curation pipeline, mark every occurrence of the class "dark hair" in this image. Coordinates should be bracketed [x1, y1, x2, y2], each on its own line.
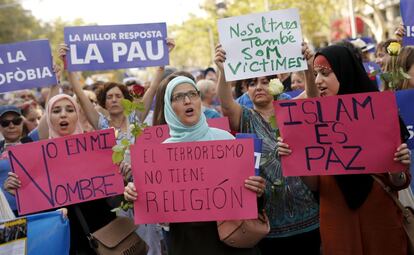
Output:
[335, 39, 363, 64]
[234, 79, 253, 98]
[152, 71, 195, 126]
[96, 82, 133, 109]
[204, 67, 216, 77]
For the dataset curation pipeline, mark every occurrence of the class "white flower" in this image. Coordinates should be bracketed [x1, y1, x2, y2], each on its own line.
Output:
[268, 78, 284, 96]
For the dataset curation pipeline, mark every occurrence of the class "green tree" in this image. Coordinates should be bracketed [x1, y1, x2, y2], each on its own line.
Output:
[0, 0, 41, 43]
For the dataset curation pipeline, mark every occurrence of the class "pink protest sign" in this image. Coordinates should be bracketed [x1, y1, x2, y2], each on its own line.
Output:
[130, 139, 257, 224]
[274, 91, 403, 176]
[8, 129, 124, 215]
[137, 117, 230, 143]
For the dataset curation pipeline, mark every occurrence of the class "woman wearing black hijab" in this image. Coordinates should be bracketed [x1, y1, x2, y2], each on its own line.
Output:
[278, 45, 411, 255]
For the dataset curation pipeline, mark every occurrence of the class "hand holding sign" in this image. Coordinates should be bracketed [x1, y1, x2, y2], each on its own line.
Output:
[130, 139, 258, 224]
[274, 91, 405, 176]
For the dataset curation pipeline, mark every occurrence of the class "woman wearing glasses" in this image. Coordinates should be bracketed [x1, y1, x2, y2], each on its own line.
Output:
[124, 74, 266, 255]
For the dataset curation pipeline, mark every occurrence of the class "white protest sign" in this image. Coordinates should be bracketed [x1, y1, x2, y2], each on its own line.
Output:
[217, 8, 306, 81]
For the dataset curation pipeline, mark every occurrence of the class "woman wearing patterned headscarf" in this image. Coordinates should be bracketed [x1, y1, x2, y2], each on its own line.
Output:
[278, 45, 411, 255]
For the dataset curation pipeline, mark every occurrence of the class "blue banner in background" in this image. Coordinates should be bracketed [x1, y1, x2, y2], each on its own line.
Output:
[400, 0, 414, 46]
[0, 40, 56, 93]
[26, 211, 70, 255]
[64, 23, 169, 71]
[395, 89, 414, 190]
[236, 133, 263, 176]
[395, 89, 414, 149]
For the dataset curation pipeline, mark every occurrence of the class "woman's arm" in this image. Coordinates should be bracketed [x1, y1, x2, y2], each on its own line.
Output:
[302, 42, 319, 99]
[137, 39, 175, 122]
[215, 44, 243, 131]
[58, 44, 100, 130]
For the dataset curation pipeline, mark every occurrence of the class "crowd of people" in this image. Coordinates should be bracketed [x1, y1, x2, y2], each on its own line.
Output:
[0, 14, 413, 255]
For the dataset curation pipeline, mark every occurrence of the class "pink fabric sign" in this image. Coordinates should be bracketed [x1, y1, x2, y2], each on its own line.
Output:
[136, 117, 230, 143]
[9, 129, 124, 215]
[274, 91, 403, 176]
[130, 139, 257, 224]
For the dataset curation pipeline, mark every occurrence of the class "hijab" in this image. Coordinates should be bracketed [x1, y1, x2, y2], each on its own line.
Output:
[46, 94, 83, 139]
[314, 45, 378, 210]
[163, 76, 233, 143]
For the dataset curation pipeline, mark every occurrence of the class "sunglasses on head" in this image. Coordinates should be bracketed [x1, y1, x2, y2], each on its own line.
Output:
[0, 117, 23, 127]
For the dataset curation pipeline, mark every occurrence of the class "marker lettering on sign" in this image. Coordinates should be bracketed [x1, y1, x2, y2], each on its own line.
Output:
[65, 131, 112, 156]
[166, 144, 244, 161]
[304, 145, 364, 171]
[54, 174, 117, 205]
[144, 182, 243, 213]
[280, 95, 375, 125]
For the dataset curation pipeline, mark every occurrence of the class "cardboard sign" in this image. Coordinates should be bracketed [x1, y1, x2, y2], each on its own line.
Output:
[401, 0, 414, 45]
[9, 129, 124, 215]
[395, 89, 414, 149]
[137, 117, 231, 144]
[217, 8, 306, 81]
[0, 40, 57, 93]
[274, 91, 403, 176]
[130, 139, 257, 224]
[64, 23, 169, 71]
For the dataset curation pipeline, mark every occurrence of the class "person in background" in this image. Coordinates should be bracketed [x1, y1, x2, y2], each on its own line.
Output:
[235, 76, 291, 109]
[61, 81, 74, 96]
[234, 79, 250, 99]
[21, 103, 43, 135]
[290, 71, 306, 91]
[204, 67, 217, 83]
[216, 43, 321, 255]
[196, 79, 221, 118]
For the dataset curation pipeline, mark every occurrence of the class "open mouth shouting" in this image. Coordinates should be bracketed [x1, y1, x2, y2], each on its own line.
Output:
[59, 121, 70, 129]
[185, 107, 195, 117]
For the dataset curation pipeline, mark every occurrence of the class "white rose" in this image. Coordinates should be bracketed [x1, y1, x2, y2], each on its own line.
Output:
[268, 78, 284, 96]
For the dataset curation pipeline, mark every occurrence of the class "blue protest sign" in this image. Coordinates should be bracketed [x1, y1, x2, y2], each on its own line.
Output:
[0, 40, 56, 93]
[26, 211, 70, 255]
[64, 23, 169, 71]
[236, 133, 263, 175]
[395, 89, 414, 150]
[401, 0, 414, 45]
